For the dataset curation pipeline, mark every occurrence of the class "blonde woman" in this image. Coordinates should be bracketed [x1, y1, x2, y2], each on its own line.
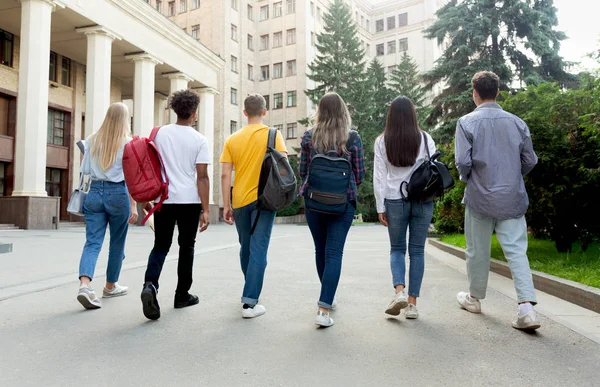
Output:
[77, 102, 138, 309]
[299, 92, 365, 327]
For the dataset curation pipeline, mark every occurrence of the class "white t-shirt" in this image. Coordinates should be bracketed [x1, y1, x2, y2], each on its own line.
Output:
[373, 132, 437, 213]
[153, 124, 211, 204]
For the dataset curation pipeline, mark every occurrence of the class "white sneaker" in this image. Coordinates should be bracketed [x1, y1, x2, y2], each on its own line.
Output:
[385, 291, 408, 316]
[242, 304, 266, 319]
[315, 310, 334, 327]
[405, 304, 419, 319]
[512, 310, 541, 331]
[457, 291, 482, 314]
[77, 285, 102, 309]
[103, 283, 129, 298]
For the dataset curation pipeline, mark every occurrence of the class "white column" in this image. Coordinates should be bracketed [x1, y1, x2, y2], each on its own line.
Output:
[12, 0, 65, 197]
[76, 26, 120, 139]
[154, 93, 167, 126]
[166, 73, 192, 123]
[126, 53, 162, 137]
[196, 87, 218, 204]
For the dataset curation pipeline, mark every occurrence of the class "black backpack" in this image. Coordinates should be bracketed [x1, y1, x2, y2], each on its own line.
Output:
[400, 132, 454, 202]
[251, 128, 298, 234]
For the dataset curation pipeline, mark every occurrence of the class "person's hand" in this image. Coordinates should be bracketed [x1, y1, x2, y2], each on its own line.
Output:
[199, 212, 210, 233]
[378, 212, 388, 227]
[223, 206, 235, 225]
[129, 208, 139, 225]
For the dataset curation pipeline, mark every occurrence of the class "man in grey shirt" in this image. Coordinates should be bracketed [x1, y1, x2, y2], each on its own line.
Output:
[455, 71, 540, 331]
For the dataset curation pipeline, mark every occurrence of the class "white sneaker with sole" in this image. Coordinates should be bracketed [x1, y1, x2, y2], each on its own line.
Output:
[77, 286, 102, 309]
[457, 291, 482, 314]
[315, 310, 334, 327]
[385, 291, 408, 316]
[512, 310, 541, 331]
[242, 304, 266, 319]
[405, 304, 419, 319]
[103, 283, 129, 298]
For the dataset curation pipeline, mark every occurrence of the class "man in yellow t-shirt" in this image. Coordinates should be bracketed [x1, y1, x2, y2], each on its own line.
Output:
[220, 94, 287, 319]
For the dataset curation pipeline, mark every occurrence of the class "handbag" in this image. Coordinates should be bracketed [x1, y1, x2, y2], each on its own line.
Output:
[67, 141, 92, 216]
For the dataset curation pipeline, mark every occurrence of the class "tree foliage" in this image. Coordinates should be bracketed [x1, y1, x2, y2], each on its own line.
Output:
[389, 52, 427, 109]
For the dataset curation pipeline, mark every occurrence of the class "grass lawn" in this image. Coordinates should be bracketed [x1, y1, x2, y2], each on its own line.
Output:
[439, 234, 600, 289]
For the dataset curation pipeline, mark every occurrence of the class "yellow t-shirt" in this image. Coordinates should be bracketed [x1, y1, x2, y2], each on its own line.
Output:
[220, 124, 288, 209]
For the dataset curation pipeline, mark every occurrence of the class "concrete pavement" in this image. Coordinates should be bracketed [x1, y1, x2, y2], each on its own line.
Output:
[0, 224, 599, 387]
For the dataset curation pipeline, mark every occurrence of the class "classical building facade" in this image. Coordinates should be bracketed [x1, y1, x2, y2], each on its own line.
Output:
[0, 0, 223, 229]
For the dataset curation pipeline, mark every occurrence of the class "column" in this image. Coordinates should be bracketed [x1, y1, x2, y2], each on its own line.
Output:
[126, 53, 162, 137]
[76, 26, 121, 139]
[154, 93, 167, 126]
[12, 0, 65, 196]
[196, 87, 218, 205]
[166, 73, 192, 123]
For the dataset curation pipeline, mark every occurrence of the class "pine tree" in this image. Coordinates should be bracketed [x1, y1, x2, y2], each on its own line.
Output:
[389, 52, 426, 109]
[423, 0, 576, 143]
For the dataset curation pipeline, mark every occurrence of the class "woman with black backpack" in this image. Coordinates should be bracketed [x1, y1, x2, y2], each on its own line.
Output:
[299, 92, 365, 328]
[374, 96, 437, 320]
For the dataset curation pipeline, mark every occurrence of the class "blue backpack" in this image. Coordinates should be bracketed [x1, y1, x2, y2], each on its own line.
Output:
[304, 131, 357, 215]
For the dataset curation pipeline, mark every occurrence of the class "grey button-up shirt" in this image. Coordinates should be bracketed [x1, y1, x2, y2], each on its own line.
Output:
[455, 102, 538, 220]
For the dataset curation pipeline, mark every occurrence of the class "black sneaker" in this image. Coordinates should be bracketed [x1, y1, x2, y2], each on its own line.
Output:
[174, 294, 199, 309]
[141, 282, 160, 320]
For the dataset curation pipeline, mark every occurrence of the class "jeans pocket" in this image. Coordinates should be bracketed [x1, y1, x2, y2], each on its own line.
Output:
[83, 191, 103, 213]
[106, 191, 129, 210]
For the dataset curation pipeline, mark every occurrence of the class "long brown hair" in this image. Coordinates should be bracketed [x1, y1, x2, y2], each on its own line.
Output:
[383, 96, 421, 167]
[311, 92, 351, 154]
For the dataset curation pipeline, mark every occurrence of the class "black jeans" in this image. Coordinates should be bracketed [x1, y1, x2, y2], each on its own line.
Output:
[144, 204, 202, 297]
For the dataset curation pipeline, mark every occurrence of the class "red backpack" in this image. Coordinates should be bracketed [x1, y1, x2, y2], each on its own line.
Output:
[123, 126, 169, 225]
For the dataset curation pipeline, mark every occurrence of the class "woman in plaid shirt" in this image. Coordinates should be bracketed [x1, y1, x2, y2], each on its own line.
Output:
[299, 92, 365, 328]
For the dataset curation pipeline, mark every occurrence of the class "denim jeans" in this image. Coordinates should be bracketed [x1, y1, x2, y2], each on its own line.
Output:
[79, 181, 130, 283]
[144, 204, 202, 296]
[385, 199, 433, 297]
[305, 204, 356, 309]
[233, 201, 276, 305]
[465, 206, 537, 304]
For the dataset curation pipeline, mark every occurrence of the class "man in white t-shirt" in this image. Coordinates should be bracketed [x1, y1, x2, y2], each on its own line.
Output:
[141, 89, 211, 321]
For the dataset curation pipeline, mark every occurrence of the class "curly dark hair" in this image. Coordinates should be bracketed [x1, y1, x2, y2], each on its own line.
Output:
[168, 89, 200, 120]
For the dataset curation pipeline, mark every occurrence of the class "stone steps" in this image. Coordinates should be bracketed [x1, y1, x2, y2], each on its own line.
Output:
[0, 224, 19, 231]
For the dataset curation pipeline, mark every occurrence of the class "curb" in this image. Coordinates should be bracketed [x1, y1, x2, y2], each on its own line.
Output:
[429, 239, 600, 314]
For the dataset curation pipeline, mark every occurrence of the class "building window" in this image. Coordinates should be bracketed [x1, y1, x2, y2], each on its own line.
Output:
[316, 7, 321, 22]
[261, 65, 270, 81]
[399, 12, 408, 27]
[274, 124, 283, 132]
[287, 123, 297, 139]
[180, 0, 187, 13]
[286, 0, 295, 14]
[287, 60, 297, 76]
[231, 88, 238, 105]
[273, 63, 283, 79]
[47, 109, 70, 146]
[0, 95, 16, 137]
[311, 32, 315, 46]
[168, 1, 175, 16]
[310, 1, 314, 16]
[376, 19, 384, 32]
[49, 52, 58, 82]
[273, 32, 282, 48]
[191, 0, 199, 9]
[263, 95, 270, 110]
[230, 120, 237, 134]
[247, 4, 253, 20]
[260, 35, 269, 50]
[366, 19, 370, 32]
[366, 43, 370, 55]
[399, 38, 408, 52]
[387, 65, 396, 75]
[247, 34, 254, 50]
[231, 55, 238, 72]
[376, 44, 384, 56]
[387, 16, 396, 30]
[287, 91, 297, 107]
[248, 64, 254, 80]
[191, 24, 200, 40]
[231, 24, 237, 41]
[231, 0, 238, 10]
[0, 30, 14, 67]
[273, 2, 282, 18]
[155, 0, 162, 12]
[273, 93, 283, 109]
[61, 57, 71, 86]
[286, 29, 296, 45]
[182, 27, 187, 34]
[0, 163, 6, 196]
[46, 168, 62, 197]
[361, 15, 364, 27]
[387, 41, 396, 54]
[260, 5, 269, 21]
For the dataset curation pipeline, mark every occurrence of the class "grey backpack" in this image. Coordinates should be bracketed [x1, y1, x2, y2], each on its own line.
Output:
[251, 128, 298, 234]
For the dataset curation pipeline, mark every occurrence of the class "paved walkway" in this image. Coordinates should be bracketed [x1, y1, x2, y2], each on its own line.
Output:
[1, 224, 599, 387]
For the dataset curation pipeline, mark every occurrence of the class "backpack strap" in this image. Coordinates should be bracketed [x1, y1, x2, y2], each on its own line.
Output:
[422, 132, 431, 161]
[141, 126, 169, 226]
[267, 127, 277, 150]
[149, 126, 161, 142]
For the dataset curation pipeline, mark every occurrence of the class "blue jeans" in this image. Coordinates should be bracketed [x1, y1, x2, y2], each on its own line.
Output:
[305, 205, 356, 309]
[79, 181, 130, 283]
[233, 201, 276, 305]
[385, 199, 433, 297]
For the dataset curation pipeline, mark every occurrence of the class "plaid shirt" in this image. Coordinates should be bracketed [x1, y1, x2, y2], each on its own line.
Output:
[299, 129, 365, 202]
